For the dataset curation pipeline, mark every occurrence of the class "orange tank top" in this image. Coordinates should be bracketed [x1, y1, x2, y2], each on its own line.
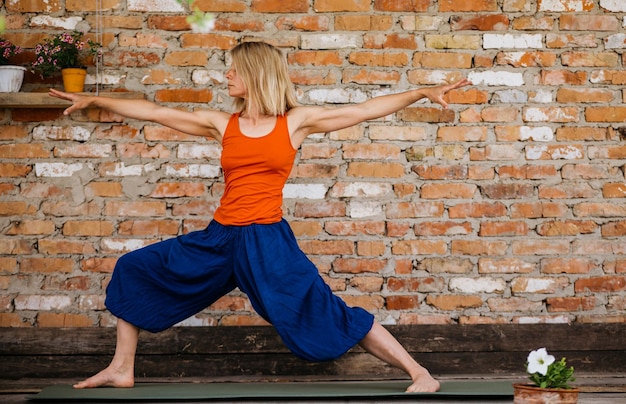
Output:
[213, 113, 297, 226]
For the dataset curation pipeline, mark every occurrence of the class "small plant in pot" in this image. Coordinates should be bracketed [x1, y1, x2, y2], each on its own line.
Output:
[0, 37, 26, 92]
[31, 31, 100, 92]
[513, 348, 579, 404]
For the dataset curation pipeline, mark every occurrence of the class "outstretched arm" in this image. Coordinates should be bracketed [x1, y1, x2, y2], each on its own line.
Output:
[48, 89, 226, 141]
[292, 78, 472, 140]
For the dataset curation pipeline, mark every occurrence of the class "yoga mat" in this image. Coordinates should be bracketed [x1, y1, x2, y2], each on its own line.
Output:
[32, 380, 514, 401]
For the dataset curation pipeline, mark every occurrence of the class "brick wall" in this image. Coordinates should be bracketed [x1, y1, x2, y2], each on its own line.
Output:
[1, 0, 625, 329]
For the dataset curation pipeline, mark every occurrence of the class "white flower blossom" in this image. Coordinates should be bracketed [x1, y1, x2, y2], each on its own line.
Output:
[177, 0, 216, 34]
[187, 12, 215, 34]
[526, 347, 555, 376]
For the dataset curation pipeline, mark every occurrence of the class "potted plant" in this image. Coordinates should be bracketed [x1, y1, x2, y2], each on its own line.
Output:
[31, 31, 100, 92]
[513, 347, 579, 403]
[0, 37, 26, 92]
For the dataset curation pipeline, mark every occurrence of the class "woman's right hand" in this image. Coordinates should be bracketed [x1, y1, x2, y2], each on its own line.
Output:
[48, 88, 93, 115]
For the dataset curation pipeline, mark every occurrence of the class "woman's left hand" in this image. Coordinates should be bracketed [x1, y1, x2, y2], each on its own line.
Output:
[420, 78, 473, 109]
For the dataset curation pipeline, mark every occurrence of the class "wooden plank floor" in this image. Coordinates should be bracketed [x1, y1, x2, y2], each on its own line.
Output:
[1, 373, 624, 403]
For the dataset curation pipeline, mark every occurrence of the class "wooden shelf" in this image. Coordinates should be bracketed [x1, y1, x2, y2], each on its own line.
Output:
[0, 91, 145, 108]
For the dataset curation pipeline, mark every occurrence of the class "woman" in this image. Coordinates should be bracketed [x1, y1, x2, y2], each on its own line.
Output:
[50, 41, 471, 393]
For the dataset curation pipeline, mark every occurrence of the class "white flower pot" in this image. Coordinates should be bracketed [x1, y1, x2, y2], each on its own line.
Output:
[0, 65, 27, 92]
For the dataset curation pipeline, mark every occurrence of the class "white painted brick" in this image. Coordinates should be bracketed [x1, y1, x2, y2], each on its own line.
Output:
[301, 34, 360, 49]
[32, 125, 91, 141]
[379, 314, 398, 325]
[493, 89, 528, 103]
[128, 0, 184, 12]
[164, 164, 221, 178]
[483, 34, 543, 49]
[414, 70, 461, 85]
[175, 315, 216, 327]
[468, 71, 524, 86]
[450, 277, 506, 293]
[602, 0, 624, 12]
[14, 295, 72, 311]
[177, 144, 222, 159]
[87, 73, 123, 86]
[516, 315, 570, 324]
[400, 16, 445, 31]
[307, 88, 367, 104]
[513, 277, 557, 293]
[520, 126, 554, 142]
[523, 107, 577, 122]
[526, 145, 583, 160]
[35, 163, 85, 177]
[30, 15, 82, 29]
[528, 90, 553, 103]
[605, 33, 626, 49]
[539, 0, 589, 12]
[329, 182, 393, 198]
[77, 295, 106, 310]
[485, 145, 520, 160]
[100, 162, 157, 177]
[550, 145, 584, 160]
[349, 200, 383, 218]
[283, 184, 328, 199]
[504, 0, 532, 12]
[192, 70, 225, 85]
[102, 238, 152, 253]
[54, 144, 113, 158]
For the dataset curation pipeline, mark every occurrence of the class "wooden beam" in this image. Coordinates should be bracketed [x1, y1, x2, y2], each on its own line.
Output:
[0, 91, 145, 108]
[2, 324, 625, 380]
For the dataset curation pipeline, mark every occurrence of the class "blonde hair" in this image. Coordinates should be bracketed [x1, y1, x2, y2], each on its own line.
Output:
[229, 41, 299, 116]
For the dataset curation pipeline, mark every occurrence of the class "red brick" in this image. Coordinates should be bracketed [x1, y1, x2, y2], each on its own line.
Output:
[373, 0, 429, 12]
[342, 69, 401, 85]
[512, 16, 554, 30]
[20, 258, 74, 273]
[414, 221, 473, 237]
[154, 89, 213, 103]
[450, 14, 509, 31]
[349, 277, 383, 293]
[332, 258, 387, 274]
[314, 0, 369, 11]
[537, 220, 597, 236]
[559, 15, 620, 31]
[440, 0, 497, 11]
[62, 221, 114, 237]
[426, 295, 483, 310]
[192, 0, 247, 12]
[325, 221, 385, 236]
[6, 0, 62, 12]
[291, 163, 338, 178]
[294, 202, 346, 218]
[289, 51, 342, 66]
[542, 258, 594, 274]
[575, 276, 626, 293]
[251, 0, 308, 12]
[386, 295, 420, 310]
[335, 15, 393, 31]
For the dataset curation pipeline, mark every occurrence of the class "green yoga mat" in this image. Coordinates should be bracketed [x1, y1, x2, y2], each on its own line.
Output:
[32, 380, 513, 401]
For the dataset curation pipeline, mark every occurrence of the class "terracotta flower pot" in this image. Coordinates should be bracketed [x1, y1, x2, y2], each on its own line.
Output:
[61, 68, 87, 92]
[513, 383, 579, 404]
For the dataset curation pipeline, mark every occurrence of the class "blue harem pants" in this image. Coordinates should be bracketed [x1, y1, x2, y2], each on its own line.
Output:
[105, 219, 374, 362]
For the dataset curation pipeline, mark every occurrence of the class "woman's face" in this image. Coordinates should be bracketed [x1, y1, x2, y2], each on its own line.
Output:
[225, 64, 246, 98]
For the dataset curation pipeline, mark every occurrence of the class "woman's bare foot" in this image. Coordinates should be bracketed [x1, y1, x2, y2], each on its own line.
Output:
[406, 367, 440, 393]
[73, 365, 134, 389]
